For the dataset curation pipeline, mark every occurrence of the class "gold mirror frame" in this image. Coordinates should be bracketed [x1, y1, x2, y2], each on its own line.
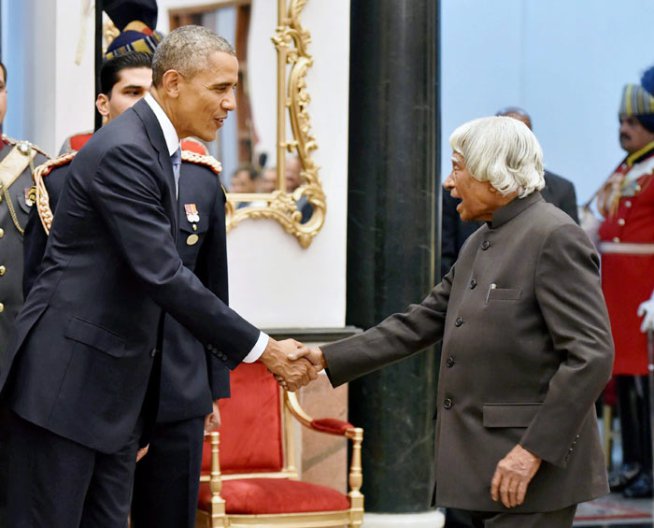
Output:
[225, 0, 326, 248]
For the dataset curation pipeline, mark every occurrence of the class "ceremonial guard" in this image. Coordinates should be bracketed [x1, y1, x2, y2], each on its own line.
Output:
[598, 66, 654, 498]
[0, 60, 49, 526]
[0, 136, 48, 347]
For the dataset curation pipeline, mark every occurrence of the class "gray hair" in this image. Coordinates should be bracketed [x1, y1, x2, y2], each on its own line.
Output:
[152, 25, 236, 87]
[449, 116, 545, 198]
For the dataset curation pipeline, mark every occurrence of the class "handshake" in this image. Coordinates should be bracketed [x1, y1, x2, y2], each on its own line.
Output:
[259, 338, 326, 391]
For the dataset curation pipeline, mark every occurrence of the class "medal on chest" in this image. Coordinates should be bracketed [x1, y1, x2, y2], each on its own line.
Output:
[184, 203, 200, 245]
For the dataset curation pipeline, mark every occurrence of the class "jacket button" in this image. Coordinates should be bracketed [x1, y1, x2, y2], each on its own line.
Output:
[481, 240, 491, 250]
[443, 398, 453, 410]
[207, 344, 214, 351]
[613, 237, 620, 243]
[0, 265, 5, 276]
[625, 200, 632, 208]
[0, 303, 4, 313]
[150, 348, 158, 358]
[0, 228, 4, 238]
[618, 218, 625, 226]
[446, 356, 455, 368]
[469, 279, 477, 289]
[454, 317, 463, 327]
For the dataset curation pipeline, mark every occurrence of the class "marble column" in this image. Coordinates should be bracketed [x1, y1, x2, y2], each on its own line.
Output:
[347, 0, 441, 517]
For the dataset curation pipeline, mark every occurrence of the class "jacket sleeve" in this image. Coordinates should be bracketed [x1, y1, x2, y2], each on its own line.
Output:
[90, 144, 259, 369]
[520, 224, 613, 467]
[322, 268, 453, 387]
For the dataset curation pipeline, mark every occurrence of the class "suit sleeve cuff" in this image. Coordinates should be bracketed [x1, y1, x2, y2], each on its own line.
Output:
[242, 331, 268, 363]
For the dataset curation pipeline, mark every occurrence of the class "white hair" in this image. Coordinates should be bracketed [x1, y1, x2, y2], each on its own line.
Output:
[448, 116, 545, 198]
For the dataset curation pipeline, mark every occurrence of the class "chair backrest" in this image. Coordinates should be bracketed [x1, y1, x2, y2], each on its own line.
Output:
[203, 362, 285, 474]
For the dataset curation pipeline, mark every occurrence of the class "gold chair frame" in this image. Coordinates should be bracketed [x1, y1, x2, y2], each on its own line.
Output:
[196, 390, 364, 528]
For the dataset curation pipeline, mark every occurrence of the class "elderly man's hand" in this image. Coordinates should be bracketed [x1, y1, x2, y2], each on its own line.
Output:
[490, 444, 541, 508]
[260, 338, 318, 391]
[289, 346, 327, 370]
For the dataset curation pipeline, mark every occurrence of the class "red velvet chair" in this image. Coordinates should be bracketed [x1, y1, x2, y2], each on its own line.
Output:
[196, 362, 364, 528]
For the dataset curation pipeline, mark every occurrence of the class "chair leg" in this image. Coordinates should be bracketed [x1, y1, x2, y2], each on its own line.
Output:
[209, 432, 228, 528]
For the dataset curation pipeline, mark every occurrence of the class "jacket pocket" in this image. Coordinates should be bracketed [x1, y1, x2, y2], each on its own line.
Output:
[487, 287, 522, 301]
[483, 403, 542, 428]
[64, 316, 126, 357]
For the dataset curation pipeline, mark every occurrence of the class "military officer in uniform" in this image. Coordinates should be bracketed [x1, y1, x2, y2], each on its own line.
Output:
[0, 60, 49, 527]
[597, 66, 654, 498]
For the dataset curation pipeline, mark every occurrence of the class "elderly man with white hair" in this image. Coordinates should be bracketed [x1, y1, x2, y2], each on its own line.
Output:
[292, 116, 614, 527]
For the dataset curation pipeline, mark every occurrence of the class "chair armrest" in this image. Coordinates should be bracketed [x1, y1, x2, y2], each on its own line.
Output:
[284, 389, 364, 501]
[311, 418, 354, 436]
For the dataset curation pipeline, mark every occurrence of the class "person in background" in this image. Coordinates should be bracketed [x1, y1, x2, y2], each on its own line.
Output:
[0, 60, 49, 528]
[258, 166, 278, 193]
[597, 65, 654, 499]
[230, 165, 259, 194]
[441, 106, 578, 277]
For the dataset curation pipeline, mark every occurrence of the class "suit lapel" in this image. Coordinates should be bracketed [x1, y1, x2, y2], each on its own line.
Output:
[132, 99, 178, 237]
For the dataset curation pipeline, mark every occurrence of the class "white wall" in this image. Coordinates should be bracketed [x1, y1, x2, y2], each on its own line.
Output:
[441, 0, 654, 203]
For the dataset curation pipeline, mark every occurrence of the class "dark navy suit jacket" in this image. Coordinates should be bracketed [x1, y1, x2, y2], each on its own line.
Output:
[0, 99, 258, 453]
[23, 146, 231, 424]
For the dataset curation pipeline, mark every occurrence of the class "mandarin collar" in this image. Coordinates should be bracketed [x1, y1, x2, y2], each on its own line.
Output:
[488, 191, 544, 229]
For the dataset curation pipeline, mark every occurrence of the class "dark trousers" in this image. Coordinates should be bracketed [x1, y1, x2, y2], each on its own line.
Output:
[6, 412, 140, 528]
[616, 375, 652, 471]
[131, 416, 205, 528]
[445, 504, 577, 528]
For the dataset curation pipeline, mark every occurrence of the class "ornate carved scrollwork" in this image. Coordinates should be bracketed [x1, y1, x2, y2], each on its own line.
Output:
[226, 0, 325, 249]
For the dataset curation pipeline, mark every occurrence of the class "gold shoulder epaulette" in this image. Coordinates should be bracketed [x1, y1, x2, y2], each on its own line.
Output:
[33, 152, 77, 235]
[181, 150, 223, 175]
[2, 134, 50, 159]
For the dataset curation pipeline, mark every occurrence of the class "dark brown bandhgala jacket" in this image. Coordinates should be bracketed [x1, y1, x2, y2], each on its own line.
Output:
[323, 192, 614, 513]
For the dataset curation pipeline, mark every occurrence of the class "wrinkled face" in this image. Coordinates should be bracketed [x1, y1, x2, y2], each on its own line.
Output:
[97, 67, 152, 122]
[230, 170, 256, 193]
[0, 67, 7, 126]
[174, 51, 238, 142]
[619, 115, 654, 154]
[443, 153, 505, 222]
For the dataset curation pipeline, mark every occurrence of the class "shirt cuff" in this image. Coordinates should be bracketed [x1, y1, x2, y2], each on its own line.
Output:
[242, 331, 269, 363]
